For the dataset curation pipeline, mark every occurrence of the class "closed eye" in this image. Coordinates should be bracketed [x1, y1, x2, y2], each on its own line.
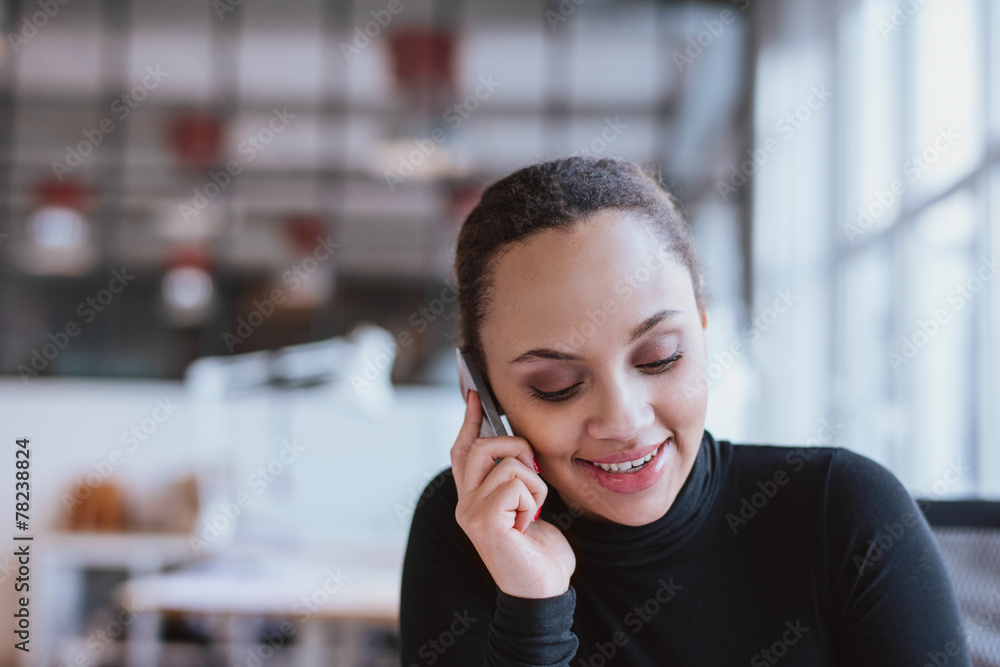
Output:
[530, 350, 683, 402]
[638, 350, 683, 372]
[530, 382, 583, 401]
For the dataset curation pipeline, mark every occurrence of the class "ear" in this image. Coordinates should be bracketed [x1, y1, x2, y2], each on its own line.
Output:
[696, 276, 709, 353]
[697, 275, 708, 328]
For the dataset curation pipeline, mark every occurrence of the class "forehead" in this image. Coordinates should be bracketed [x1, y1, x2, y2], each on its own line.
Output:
[481, 210, 694, 357]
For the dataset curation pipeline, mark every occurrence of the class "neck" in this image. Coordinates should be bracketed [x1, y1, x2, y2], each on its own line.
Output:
[555, 489, 615, 522]
[542, 430, 722, 567]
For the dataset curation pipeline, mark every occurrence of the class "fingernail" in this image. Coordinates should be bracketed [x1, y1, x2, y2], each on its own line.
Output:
[532, 457, 540, 473]
[465, 388, 472, 405]
[534, 507, 541, 521]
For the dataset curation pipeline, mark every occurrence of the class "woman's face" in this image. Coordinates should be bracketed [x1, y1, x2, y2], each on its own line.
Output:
[479, 209, 709, 526]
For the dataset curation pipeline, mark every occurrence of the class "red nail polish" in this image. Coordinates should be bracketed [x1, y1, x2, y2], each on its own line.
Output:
[534, 507, 541, 521]
[465, 388, 472, 405]
[532, 457, 540, 473]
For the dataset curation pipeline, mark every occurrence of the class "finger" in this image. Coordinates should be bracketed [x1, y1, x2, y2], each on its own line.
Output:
[462, 436, 539, 498]
[483, 477, 537, 535]
[474, 456, 547, 514]
[457, 363, 470, 403]
[450, 388, 482, 492]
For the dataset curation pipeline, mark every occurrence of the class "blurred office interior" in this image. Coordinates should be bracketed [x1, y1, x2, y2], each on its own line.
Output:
[0, 0, 997, 665]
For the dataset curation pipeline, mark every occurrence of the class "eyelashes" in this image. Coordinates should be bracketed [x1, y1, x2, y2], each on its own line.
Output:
[637, 350, 684, 371]
[529, 350, 684, 402]
[530, 383, 582, 402]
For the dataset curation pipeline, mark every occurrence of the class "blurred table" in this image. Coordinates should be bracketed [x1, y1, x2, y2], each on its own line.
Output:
[116, 544, 402, 667]
[35, 532, 195, 667]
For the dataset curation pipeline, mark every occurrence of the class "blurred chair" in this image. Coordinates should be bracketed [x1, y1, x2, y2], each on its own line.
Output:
[110, 322, 415, 664]
[182, 321, 400, 555]
[184, 321, 397, 407]
[919, 499, 1000, 666]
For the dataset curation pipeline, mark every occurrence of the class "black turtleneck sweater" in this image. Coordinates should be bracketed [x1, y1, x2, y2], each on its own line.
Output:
[399, 430, 971, 666]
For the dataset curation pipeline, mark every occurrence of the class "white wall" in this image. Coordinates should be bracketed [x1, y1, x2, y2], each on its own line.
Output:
[0, 376, 466, 665]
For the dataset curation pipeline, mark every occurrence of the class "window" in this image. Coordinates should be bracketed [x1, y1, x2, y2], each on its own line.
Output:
[751, 0, 997, 496]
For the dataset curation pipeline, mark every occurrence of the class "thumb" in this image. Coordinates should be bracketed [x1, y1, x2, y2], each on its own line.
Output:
[451, 389, 483, 490]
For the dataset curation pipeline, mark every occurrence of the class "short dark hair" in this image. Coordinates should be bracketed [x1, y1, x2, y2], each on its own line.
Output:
[453, 155, 707, 377]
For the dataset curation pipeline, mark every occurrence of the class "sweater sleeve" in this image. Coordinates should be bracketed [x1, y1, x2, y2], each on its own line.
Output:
[399, 467, 579, 667]
[822, 448, 972, 666]
[488, 586, 578, 666]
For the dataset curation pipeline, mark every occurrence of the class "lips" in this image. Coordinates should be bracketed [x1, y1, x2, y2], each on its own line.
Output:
[579, 439, 667, 465]
[578, 437, 671, 494]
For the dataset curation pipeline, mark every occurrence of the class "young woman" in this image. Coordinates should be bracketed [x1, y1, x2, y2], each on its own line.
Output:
[399, 157, 970, 666]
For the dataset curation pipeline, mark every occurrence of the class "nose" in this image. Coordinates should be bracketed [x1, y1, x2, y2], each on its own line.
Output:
[585, 374, 654, 442]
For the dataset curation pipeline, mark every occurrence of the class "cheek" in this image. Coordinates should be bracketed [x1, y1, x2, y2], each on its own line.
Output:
[675, 356, 709, 400]
[513, 404, 581, 459]
[652, 363, 708, 421]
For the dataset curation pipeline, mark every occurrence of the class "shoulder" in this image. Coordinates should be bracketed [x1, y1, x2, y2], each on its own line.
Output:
[402, 466, 494, 591]
[822, 446, 909, 500]
[405, 466, 461, 540]
[824, 448, 929, 541]
[723, 440, 840, 492]
[417, 466, 459, 509]
[713, 439, 917, 536]
[725, 442, 930, 572]
[725, 440, 839, 470]
[722, 440, 911, 512]
[806, 451, 963, 649]
[709, 440, 839, 535]
[399, 469, 502, 661]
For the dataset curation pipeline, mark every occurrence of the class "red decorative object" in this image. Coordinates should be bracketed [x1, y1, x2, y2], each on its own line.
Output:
[284, 214, 330, 254]
[166, 112, 224, 168]
[389, 28, 455, 95]
[35, 179, 92, 211]
[165, 243, 215, 272]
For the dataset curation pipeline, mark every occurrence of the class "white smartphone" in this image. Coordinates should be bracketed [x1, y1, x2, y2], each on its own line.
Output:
[456, 346, 514, 438]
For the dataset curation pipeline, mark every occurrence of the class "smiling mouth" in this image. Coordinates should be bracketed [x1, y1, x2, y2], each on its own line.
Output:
[579, 445, 662, 474]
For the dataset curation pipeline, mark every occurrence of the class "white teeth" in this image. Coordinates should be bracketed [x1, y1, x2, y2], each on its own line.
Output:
[589, 445, 660, 473]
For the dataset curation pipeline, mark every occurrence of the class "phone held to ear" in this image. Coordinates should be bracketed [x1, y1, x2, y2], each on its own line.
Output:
[456, 346, 514, 438]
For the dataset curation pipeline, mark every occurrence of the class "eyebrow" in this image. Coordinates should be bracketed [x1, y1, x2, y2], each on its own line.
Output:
[507, 309, 684, 365]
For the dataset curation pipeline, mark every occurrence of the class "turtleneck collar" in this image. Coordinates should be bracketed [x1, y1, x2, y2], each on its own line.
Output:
[542, 429, 723, 567]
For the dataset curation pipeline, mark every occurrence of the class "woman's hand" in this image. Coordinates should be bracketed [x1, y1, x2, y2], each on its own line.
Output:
[451, 389, 576, 599]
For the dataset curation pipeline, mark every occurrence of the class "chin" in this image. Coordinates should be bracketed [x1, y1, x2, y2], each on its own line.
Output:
[568, 433, 689, 524]
[604, 486, 677, 526]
